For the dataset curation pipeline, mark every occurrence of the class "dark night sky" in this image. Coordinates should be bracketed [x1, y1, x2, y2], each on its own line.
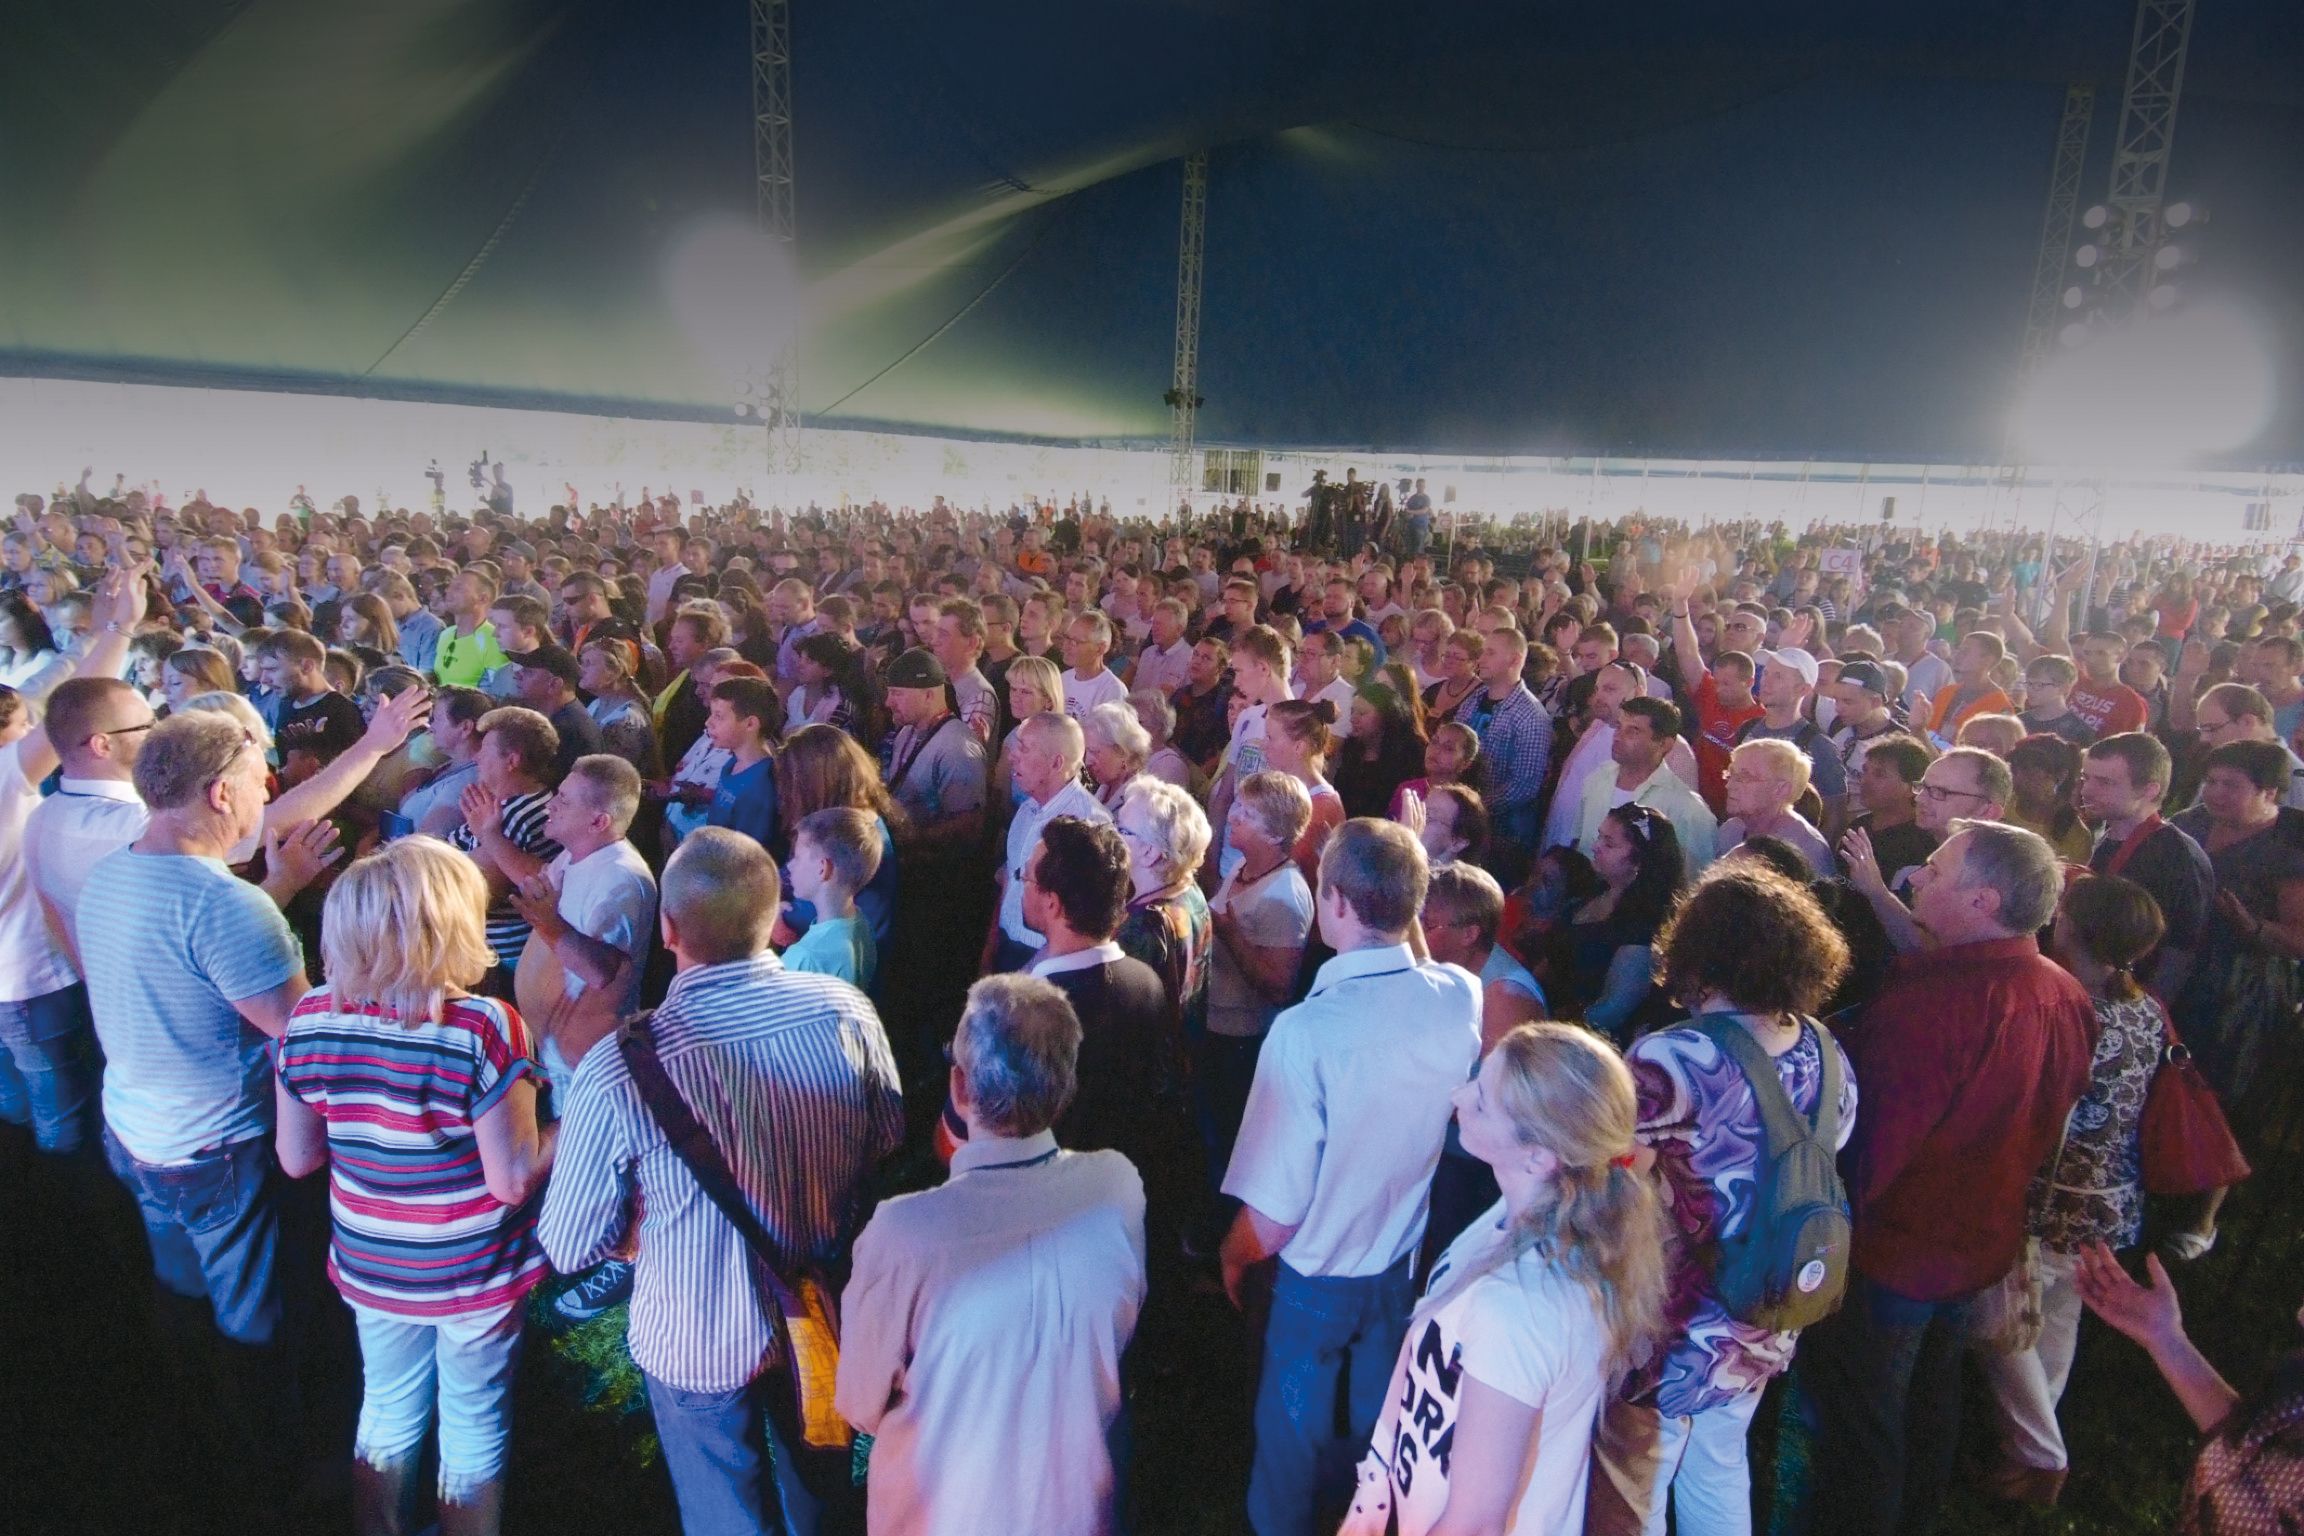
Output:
[3, 0, 2301, 463]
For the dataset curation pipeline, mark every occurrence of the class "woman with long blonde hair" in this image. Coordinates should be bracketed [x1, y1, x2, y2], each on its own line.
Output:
[991, 652, 1065, 809]
[272, 837, 556, 1535]
[1345, 1022, 1671, 1536]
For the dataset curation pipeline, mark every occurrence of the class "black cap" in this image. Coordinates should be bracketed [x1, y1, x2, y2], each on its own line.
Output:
[1835, 660, 1889, 697]
[885, 648, 948, 690]
[505, 644, 582, 688]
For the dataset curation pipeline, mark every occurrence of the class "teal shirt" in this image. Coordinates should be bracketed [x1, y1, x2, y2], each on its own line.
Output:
[781, 912, 876, 991]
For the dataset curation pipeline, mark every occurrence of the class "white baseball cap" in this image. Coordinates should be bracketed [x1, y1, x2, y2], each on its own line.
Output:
[1757, 647, 1820, 688]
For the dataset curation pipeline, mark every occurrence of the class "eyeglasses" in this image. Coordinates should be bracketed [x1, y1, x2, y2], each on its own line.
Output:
[2195, 718, 2234, 735]
[1918, 781, 1987, 804]
[99, 720, 157, 739]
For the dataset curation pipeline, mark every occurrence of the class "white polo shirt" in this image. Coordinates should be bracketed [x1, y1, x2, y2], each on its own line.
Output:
[999, 780, 1110, 948]
[1223, 943, 1481, 1277]
[23, 776, 150, 972]
[1061, 666, 1129, 721]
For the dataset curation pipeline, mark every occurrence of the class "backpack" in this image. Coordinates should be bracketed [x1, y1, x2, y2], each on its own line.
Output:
[1693, 1014, 1851, 1333]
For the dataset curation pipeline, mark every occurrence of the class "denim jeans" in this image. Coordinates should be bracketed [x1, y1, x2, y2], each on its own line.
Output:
[103, 1125, 284, 1346]
[1249, 1254, 1418, 1536]
[1792, 1273, 1976, 1535]
[0, 982, 99, 1154]
[646, 1368, 853, 1536]
[350, 1298, 527, 1501]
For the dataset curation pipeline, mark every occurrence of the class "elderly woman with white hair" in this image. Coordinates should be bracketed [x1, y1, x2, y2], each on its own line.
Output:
[1114, 777, 1215, 1051]
[1082, 699, 1153, 812]
[1129, 687, 1200, 794]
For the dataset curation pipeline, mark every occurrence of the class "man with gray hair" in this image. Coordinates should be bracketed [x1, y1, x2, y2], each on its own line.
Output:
[80, 710, 314, 1491]
[539, 827, 902, 1536]
[983, 711, 1109, 973]
[1798, 817, 2095, 1533]
[837, 973, 1146, 1535]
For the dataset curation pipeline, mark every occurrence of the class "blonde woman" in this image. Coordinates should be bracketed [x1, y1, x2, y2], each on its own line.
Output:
[992, 653, 1064, 809]
[273, 837, 556, 1535]
[1345, 1023, 1672, 1536]
[162, 645, 238, 714]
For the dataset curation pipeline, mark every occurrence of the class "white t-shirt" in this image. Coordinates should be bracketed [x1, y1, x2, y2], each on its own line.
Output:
[22, 776, 150, 973]
[549, 840, 657, 1011]
[0, 739, 77, 1001]
[1206, 863, 1313, 1038]
[1350, 1202, 1612, 1536]
[1062, 666, 1129, 720]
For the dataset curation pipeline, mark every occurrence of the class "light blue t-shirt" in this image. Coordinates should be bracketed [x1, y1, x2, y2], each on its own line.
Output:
[780, 912, 877, 992]
[1480, 943, 1546, 1008]
[81, 848, 303, 1163]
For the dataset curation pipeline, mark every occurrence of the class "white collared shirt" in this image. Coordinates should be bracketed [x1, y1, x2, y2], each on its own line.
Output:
[548, 839, 658, 1011]
[836, 1130, 1146, 1536]
[0, 740, 77, 1000]
[1000, 780, 1111, 946]
[23, 775, 150, 972]
[1030, 941, 1125, 979]
[1223, 943, 1481, 1277]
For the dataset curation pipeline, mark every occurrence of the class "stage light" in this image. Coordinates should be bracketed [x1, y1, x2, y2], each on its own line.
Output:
[2063, 286, 2085, 309]
[2155, 244, 2184, 270]
[2015, 302, 2278, 466]
[2149, 284, 2179, 310]
[2075, 245, 2100, 269]
[663, 214, 803, 392]
[2083, 205, 2110, 230]
[2165, 201, 2195, 228]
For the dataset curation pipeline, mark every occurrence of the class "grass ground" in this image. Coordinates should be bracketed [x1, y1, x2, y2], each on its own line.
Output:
[8, 1125, 2299, 1535]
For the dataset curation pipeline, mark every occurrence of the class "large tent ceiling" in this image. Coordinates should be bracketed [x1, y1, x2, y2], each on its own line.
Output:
[4, 0, 2301, 462]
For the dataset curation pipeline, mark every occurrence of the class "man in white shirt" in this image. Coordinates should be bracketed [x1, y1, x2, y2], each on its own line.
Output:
[1221, 819, 1481, 1536]
[983, 712, 1109, 973]
[1571, 696, 1720, 882]
[1128, 598, 1196, 698]
[838, 973, 1145, 1536]
[513, 754, 658, 1089]
[1060, 612, 1129, 720]
[1299, 630, 1358, 721]
[643, 528, 689, 625]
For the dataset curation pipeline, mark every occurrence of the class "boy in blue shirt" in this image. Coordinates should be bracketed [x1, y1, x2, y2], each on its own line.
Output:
[705, 676, 782, 852]
[779, 806, 881, 990]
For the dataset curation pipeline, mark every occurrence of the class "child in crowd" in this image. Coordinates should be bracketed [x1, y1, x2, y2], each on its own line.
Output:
[779, 805, 882, 990]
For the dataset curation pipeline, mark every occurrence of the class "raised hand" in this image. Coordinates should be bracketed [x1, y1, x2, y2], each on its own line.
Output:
[360, 685, 432, 755]
[265, 819, 344, 892]
[459, 780, 502, 838]
[1838, 825, 1887, 896]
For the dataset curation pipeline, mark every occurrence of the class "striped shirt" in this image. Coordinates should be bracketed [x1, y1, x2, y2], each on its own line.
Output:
[450, 790, 560, 966]
[536, 953, 905, 1394]
[81, 848, 304, 1164]
[275, 991, 546, 1317]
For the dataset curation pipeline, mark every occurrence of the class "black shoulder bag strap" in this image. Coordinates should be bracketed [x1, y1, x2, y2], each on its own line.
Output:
[617, 1014, 808, 1320]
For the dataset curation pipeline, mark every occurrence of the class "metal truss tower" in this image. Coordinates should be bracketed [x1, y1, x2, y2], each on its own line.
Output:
[2017, 85, 2096, 384]
[1168, 152, 1208, 500]
[752, 0, 802, 476]
[2095, 0, 2198, 313]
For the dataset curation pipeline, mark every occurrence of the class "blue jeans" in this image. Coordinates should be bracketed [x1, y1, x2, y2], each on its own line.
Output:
[0, 982, 99, 1154]
[647, 1368, 851, 1536]
[1249, 1254, 1418, 1536]
[351, 1298, 527, 1501]
[103, 1125, 285, 1346]
[1790, 1273, 1976, 1535]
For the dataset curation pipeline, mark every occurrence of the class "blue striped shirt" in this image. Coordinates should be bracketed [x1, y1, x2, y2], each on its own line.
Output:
[536, 952, 904, 1393]
[81, 848, 304, 1163]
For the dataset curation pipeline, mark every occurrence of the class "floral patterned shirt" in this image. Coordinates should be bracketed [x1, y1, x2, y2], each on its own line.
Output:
[1627, 1018, 1859, 1418]
[2031, 992, 2160, 1253]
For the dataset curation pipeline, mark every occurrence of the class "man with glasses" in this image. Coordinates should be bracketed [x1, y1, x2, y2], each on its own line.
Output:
[1840, 745, 2010, 953]
[2176, 682, 2304, 808]
[79, 712, 314, 1504]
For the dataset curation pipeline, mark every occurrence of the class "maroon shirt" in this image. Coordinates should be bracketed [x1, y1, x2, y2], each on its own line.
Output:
[1843, 936, 2096, 1301]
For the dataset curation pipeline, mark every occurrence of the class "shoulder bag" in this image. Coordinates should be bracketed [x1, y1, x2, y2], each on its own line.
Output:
[2140, 1002, 2252, 1197]
[618, 1017, 852, 1451]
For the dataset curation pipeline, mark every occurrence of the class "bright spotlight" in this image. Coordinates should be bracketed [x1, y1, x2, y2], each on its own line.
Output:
[2083, 205, 2110, 230]
[2154, 244, 2184, 271]
[2015, 303, 2278, 466]
[664, 215, 803, 389]
[2062, 286, 2085, 309]
[2075, 245, 2100, 269]
[2166, 201, 2194, 228]
[2148, 284, 2179, 310]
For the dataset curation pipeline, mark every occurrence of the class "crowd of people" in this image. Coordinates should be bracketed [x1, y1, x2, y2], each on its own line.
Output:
[7, 470, 2304, 1536]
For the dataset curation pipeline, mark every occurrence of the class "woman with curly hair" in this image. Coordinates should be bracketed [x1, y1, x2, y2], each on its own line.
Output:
[1596, 861, 1856, 1535]
[775, 723, 903, 954]
[1345, 1023, 1672, 1536]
